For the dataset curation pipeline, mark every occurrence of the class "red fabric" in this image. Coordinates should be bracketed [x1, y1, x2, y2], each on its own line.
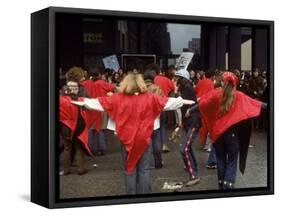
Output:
[198, 89, 262, 143]
[223, 71, 239, 86]
[98, 93, 168, 174]
[81, 80, 115, 131]
[82, 80, 115, 98]
[60, 96, 98, 155]
[154, 75, 175, 97]
[81, 80, 93, 95]
[195, 78, 214, 98]
[195, 78, 214, 145]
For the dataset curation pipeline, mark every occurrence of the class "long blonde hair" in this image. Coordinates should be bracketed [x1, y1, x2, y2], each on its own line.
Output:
[220, 81, 236, 115]
[118, 72, 147, 94]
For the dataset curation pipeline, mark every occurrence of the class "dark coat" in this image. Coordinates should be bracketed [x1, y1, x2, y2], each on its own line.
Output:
[180, 80, 201, 130]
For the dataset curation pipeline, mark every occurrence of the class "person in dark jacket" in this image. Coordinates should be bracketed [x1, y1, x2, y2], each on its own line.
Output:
[175, 69, 201, 187]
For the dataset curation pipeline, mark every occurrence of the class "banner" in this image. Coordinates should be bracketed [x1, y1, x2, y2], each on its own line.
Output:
[175, 52, 194, 70]
[102, 55, 120, 72]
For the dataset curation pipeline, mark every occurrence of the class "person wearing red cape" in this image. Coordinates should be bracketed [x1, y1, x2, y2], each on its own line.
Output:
[188, 71, 266, 189]
[195, 70, 217, 169]
[82, 68, 115, 155]
[72, 72, 195, 194]
[195, 70, 215, 150]
[60, 80, 97, 175]
[153, 64, 175, 153]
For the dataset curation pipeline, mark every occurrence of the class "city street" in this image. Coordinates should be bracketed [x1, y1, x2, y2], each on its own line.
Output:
[60, 129, 267, 199]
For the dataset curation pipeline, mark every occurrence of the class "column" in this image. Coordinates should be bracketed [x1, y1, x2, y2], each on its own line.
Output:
[228, 27, 241, 70]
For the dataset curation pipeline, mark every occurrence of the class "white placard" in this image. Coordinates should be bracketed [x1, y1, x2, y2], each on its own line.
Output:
[175, 52, 194, 70]
[102, 55, 120, 72]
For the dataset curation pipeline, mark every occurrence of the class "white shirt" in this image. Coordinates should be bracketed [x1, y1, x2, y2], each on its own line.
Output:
[83, 97, 186, 131]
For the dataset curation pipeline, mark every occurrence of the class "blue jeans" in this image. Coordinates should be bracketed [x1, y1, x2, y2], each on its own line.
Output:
[207, 144, 217, 165]
[151, 129, 162, 168]
[179, 128, 199, 179]
[160, 113, 167, 145]
[88, 129, 106, 153]
[120, 143, 152, 195]
[213, 127, 239, 187]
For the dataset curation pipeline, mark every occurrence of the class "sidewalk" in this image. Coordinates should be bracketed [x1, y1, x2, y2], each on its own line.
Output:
[60, 130, 268, 199]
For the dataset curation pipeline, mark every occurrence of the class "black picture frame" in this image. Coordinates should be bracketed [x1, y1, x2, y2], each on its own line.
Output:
[31, 6, 274, 209]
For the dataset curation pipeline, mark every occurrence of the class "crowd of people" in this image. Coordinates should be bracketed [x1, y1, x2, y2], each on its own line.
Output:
[59, 64, 267, 194]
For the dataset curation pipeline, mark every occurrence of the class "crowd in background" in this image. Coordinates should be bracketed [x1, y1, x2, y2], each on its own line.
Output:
[59, 65, 268, 130]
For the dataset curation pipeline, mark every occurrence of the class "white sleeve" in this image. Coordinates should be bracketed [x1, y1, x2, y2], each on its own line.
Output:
[84, 98, 104, 112]
[107, 117, 116, 131]
[163, 97, 184, 111]
[154, 117, 160, 130]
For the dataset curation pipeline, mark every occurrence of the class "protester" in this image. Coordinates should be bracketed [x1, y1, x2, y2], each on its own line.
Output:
[187, 72, 266, 189]
[143, 68, 165, 169]
[189, 70, 197, 87]
[249, 69, 265, 130]
[195, 70, 216, 167]
[153, 64, 176, 152]
[59, 78, 97, 175]
[82, 68, 115, 156]
[112, 71, 122, 86]
[72, 72, 195, 194]
[174, 69, 202, 186]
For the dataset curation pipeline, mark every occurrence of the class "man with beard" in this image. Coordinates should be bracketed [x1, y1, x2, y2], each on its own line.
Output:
[60, 79, 96, 175]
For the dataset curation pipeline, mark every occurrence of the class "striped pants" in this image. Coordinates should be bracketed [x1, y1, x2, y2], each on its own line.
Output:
[180, 128, 199, 179]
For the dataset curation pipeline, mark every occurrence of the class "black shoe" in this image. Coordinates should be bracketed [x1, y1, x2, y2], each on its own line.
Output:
[223, 181, 234, 189]
[218, 180, 224, 190]
[155, 164, 163, 169]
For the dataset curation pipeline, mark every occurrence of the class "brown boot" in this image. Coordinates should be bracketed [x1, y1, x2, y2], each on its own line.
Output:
[63, 140, 72, 175]
[78, 170, 88, 175]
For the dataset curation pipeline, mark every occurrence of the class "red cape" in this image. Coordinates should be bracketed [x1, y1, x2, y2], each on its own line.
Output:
[195, 78, 214, 98]
[198, 89, 262, 143]
[60, 95, 98, 155]
[98, 93, 168, 174]
[195, 78, 215, 145]
[154, 75, 175, 97]
[82, 80, 115, 131]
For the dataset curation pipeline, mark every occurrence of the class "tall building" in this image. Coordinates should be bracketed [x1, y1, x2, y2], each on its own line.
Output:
[188, 38, 200, 53]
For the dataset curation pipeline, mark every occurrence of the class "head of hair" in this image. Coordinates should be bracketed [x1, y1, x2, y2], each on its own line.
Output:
[87, 67, 101, 81]
[164, 66, 175, 80]
[177, 76, 190, 92]
[104, 68, 111, 75]
[118, 72, 147, 94]
[220, 79, 236, 115]
[65, 66, 85, 83]
[112, 72, 121, 83]
[145, 64, 160, 75]
[143, 69, 157, 81]
[205, 70, 214, 79]
[196, 70, 204, 80]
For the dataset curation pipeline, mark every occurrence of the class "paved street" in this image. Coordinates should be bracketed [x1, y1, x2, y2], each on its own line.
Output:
[60, 129, 267, 199]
